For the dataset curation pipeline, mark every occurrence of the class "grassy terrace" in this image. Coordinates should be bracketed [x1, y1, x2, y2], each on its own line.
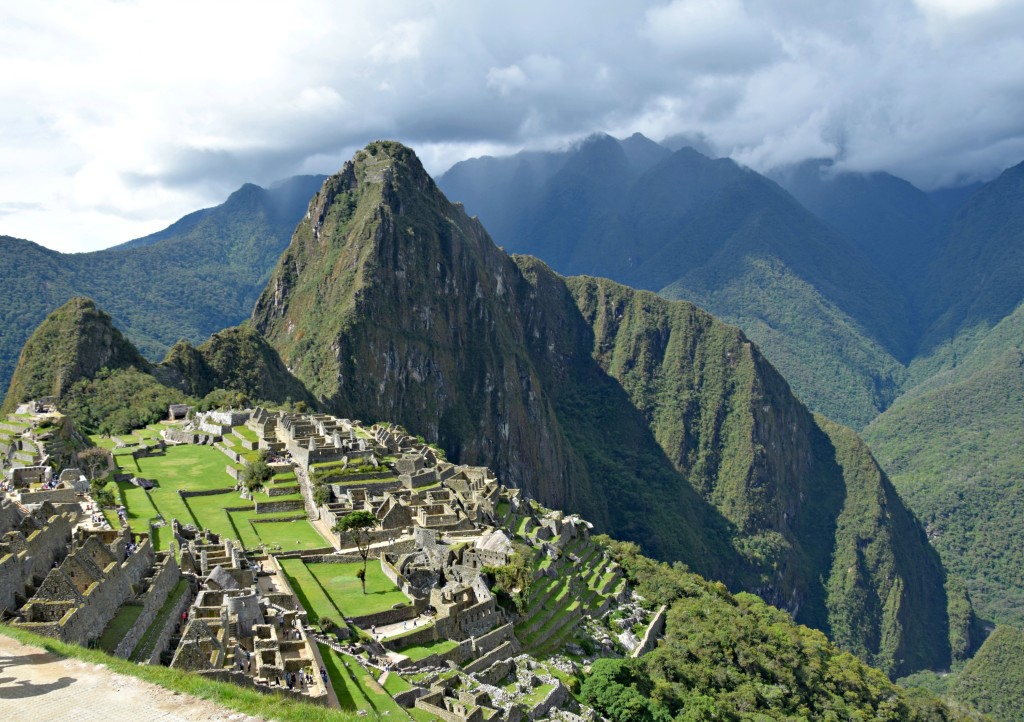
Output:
[0, 625, 370, 721]
[101, 427, 326, 553]
[96, 603, 144, 653]
[131, 579, 189, 662]
[318, 645, 410, 718]
[279, 559, 410, 625]
[395, 638, 458, 662]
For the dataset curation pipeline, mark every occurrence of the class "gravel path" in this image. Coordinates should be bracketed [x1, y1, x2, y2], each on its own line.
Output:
[0, 634, 265, 722]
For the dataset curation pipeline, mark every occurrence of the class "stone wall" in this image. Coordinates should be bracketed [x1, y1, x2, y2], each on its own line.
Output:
[631, 604, 667, 658]
[180, 487, 237, 498]
[415, 691, 483, 722]
[113, 553, 181, 659]
[196, 669, 327, 705]
[528, 681, 569, 720]
[254, 499, 305, 515]
[17, 489, 79, 506]
[474, 657, 514, 686]
[142, 581, 195, 664]
[349, 599, 420, 629]
[0, 512, 73, 613]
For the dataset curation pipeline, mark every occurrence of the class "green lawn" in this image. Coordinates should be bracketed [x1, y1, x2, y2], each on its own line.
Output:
[252, 519, 329, 551]
[110, 443, 324, 552]
[395, 638, 458, 662]
[232, 425, 260, 443]
[318, 645, 409, 718]
[97, 604, 144, 653]
[279, 558, 342, 624]
[306, 562, 409, 618]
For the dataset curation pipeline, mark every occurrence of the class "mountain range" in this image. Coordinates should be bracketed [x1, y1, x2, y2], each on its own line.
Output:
[438, 135, 1024, 634]
[5, 142, 978, 682]
[0, 174, 325, 399]
[3, 135, 1024, 701]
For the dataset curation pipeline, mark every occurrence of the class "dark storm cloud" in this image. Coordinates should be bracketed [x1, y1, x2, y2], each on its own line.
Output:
[3, 0, 1024, 251]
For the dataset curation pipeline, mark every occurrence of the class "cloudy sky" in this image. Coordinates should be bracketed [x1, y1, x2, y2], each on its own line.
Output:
[2, 0, 1023, 253]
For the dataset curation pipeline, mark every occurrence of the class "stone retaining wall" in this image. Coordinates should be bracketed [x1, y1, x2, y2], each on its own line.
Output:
[113, 553, 181, 658]
[142, 581, 195, 664]
[179, 487, 236, 498]
[254, 499, 305, 514]
[631, 604, 667, 658]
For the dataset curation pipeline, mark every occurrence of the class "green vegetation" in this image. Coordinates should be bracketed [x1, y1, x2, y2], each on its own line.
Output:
[395, 638, 458, 661]
[0, 625, 369, 721]
[0, 176, 326, 409]
[865, 328, 1024, 626]
[318, 645, 409, 718]
[251, 141, 960, 675]
[241, 449, 273, 492]
[1, 297, 151, 417]
[306, 561, 408, 617]
[96, 604, 144, 653]
[104, 439, 325, 552]
[333, 510, 378, 595]
[279, 559, 407, 623]
[582, 539, 985, 721]
[950, 626, 1024, 722]
[131, 579, 189, 662]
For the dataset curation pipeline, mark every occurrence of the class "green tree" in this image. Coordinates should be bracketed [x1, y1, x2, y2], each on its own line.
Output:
[77, 447, 113, 480]
[313, 484, 331, 507]
[241, 449, 273, 493]
[332, 510, 377, 594]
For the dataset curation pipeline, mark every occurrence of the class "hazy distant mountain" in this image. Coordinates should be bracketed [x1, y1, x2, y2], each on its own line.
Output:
[440, 135, 912, 428]
[769, 159, 945, 292]
[0, 174, 326, 404]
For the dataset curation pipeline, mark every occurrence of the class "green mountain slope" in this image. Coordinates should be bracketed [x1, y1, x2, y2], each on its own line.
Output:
[568, 276, 952, 674]
[439, 136, 910, 428]
[0, 297, 150, 415]
[0, 175, 325, 405]
[254, 141, 956, 675]
[3, 298, 315, 435]
[597, 540, 987, 722]
[913, 161, 1024, 377]
[864, 308, 1024, 626]
[950, 626, 1024, 722]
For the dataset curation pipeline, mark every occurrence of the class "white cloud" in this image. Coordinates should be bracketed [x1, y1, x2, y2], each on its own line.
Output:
[0, 0, 1022, 251]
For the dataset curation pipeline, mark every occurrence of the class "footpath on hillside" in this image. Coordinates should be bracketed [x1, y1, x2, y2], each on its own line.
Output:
[0, 633, 263, 722]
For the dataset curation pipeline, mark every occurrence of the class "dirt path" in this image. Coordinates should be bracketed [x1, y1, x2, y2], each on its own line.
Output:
[0, 634, 264, 722]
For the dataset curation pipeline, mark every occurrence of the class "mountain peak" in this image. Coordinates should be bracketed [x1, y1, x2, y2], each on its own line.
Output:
[1, 297, 149, 414]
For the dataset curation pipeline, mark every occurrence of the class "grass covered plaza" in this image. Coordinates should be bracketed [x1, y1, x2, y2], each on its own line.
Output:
[95, 432, 328, 553]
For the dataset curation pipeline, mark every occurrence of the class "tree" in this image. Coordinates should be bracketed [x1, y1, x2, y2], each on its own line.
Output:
[313, 484, 332, 507]
[241, 449, 273, 493]
[333, 510, 377, 594]
[78, 447, 113, 479]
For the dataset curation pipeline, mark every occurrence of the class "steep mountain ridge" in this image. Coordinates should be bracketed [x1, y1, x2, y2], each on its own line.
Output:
[2, 299, 314, 434]
[253, 141, 956, 675]
[864, 303, 1024, 626]
[439, 136, 912, 428]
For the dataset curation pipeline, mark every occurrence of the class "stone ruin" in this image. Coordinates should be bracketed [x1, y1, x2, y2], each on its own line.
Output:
[169, 528, 332, 704]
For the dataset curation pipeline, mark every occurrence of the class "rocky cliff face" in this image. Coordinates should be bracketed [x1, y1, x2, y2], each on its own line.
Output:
[253, 141, 955, 675]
